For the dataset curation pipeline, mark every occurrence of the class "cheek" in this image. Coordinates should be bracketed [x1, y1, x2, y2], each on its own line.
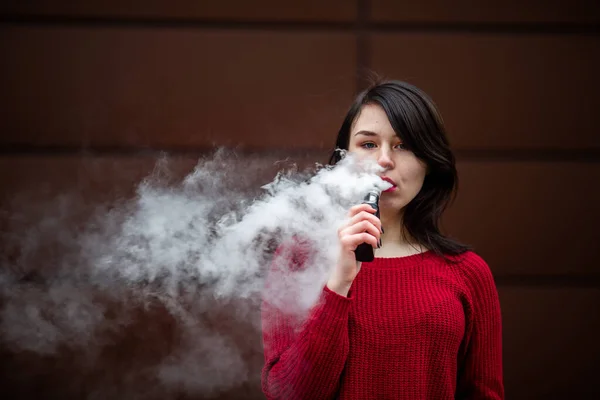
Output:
[415, 163, 428, 184]
[399, 158, 427, 185]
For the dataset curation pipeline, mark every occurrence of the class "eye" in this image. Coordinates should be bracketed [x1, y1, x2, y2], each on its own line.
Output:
[394, 143, 407, 150]
[360, 142, 377, 149]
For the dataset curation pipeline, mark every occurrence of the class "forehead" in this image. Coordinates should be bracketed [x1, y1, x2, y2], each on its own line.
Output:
[350, 104, 398, 139]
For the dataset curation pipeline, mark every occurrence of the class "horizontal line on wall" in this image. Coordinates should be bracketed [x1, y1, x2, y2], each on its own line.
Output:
[1, 15, 599, 35]
[1, 145, 600, 162]
[454, 148, 600, 163]
[1, 16, 356, 32]
[495, 274, 600, 288]
[0, 144, 328, 159]
[370, 21, 600, 35]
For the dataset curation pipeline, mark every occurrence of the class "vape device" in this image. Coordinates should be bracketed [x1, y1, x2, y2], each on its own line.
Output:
[354, 189, 381, 262]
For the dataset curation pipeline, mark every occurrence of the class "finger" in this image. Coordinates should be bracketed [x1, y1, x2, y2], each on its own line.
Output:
[337, 213, 381, 237]
[347, 211, 382, 233]
[348, 203, 377, 217]
[337, 209, 379, 234]
[340, 220, 381, 240]
[340, 232, 378, 250]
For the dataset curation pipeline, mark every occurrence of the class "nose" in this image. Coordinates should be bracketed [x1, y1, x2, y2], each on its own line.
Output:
[377, 148, 394, 170]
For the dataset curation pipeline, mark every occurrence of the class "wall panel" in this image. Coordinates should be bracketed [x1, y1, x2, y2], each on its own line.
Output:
[0, 27, 355, 150]
[500, 286, 600, 398]
[0, 0, 356, 22]
[371, 33, 600, 150]
[445, 161, 600, 276]
[371, 0, 600, 24]
[1, 1, 599, 398]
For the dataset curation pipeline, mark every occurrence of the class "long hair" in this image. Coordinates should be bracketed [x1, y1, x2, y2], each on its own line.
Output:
[329, 80, 470, 258]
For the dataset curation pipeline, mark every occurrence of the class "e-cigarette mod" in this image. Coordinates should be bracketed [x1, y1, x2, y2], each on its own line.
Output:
[354, 189, 381, 262]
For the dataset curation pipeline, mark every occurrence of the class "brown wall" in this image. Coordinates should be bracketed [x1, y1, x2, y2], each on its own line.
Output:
[1, 1, 600, 399]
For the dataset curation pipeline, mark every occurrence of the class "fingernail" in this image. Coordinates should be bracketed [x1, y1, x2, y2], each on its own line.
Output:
[381, 226, 385, 234]
[378, 239, 382, 248]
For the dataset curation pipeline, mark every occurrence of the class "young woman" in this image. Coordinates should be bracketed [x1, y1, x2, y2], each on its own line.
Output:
[261, 80, 504, 399]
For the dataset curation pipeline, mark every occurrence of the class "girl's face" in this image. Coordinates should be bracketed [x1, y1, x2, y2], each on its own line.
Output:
[347, 104, 427, 215]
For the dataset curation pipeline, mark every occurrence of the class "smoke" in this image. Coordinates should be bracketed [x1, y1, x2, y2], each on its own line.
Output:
[0, 150, 389, 398]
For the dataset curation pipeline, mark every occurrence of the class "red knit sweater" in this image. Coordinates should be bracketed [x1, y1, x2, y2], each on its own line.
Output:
[261, 250, 504, 399]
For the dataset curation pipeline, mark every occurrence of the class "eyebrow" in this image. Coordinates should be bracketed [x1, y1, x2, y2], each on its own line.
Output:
[353, 130, 379, 137]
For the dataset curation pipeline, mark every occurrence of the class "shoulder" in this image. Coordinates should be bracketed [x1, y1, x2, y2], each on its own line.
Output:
[446, 251, 498, 294]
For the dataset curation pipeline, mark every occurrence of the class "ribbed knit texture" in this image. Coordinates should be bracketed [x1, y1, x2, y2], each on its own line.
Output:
[261, 250, 504, 400]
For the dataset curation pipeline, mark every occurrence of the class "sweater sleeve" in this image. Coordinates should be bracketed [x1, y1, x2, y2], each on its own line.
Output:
[261, 245, 351, 400]
[455, 252, 505, 400]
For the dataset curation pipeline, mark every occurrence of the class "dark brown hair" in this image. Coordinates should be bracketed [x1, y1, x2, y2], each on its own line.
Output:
[329, 80, 469, 258]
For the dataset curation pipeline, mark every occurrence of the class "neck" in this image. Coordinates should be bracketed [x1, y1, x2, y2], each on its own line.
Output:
[379, 208, 405, 246]
[377, 208, 426, 257]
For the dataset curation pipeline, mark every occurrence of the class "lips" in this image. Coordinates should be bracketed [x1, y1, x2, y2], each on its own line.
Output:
[380, 176, 397, 192]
